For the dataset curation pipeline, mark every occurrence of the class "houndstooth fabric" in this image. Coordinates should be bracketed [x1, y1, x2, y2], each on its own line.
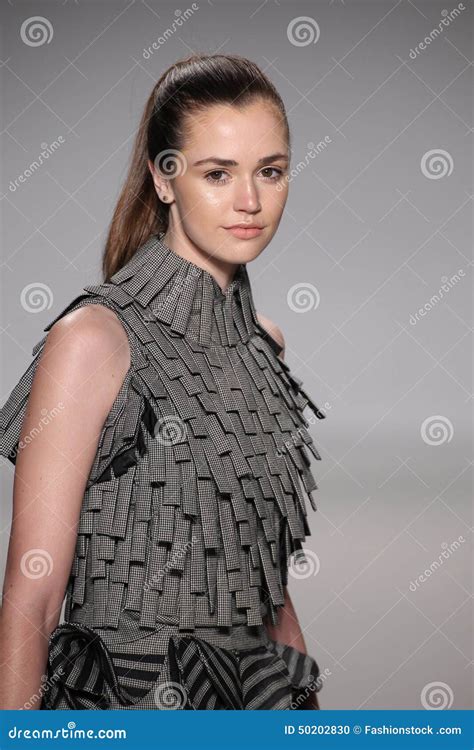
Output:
[1, 232, 326, 708]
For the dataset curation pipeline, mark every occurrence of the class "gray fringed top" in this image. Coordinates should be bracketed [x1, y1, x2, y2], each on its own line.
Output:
[0, 232, 326, 636]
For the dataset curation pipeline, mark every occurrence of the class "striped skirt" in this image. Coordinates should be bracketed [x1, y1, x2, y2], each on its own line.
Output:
[39, 621, 322, 710]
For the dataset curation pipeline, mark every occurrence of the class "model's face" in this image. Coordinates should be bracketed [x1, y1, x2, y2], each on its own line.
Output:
[149, 100, 290, 266]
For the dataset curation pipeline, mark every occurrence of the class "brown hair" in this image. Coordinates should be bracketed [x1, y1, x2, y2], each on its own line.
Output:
[102, 53, 290, 281]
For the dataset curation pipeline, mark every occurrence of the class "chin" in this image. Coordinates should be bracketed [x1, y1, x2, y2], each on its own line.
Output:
[219, 231, 272, 264]
[220, 244, 266, 267]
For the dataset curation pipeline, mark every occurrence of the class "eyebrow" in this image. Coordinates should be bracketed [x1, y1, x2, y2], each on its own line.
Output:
[193, 153, 289, 168]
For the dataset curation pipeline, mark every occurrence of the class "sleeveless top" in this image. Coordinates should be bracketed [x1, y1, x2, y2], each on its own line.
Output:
[0, 232, 326, 639]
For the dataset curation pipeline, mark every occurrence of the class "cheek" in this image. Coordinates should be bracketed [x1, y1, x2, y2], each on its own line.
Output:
[187, 181, 227, 210]
[266, 186, 288, 218]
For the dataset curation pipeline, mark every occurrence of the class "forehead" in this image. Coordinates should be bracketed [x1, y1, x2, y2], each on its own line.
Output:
[182, 102, 288, 156]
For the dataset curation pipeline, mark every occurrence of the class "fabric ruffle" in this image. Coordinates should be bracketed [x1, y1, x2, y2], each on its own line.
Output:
[40, 622, 321, 710]
[1, 233, 326, 633]
[167, 632, 321, 710]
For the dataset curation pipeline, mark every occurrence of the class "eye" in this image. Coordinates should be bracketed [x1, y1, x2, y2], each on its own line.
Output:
[204, 167, 286, 184]
[204, 170, 230, 183]
[260, 167, 284, 181]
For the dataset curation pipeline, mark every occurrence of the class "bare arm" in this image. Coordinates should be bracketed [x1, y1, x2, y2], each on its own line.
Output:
[265, 584, 310, 650]
[0, 304, 131, 709]
[266, 587, 320, 709]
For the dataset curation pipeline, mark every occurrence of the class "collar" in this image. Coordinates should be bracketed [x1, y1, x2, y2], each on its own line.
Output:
[110, 232, 260, 347]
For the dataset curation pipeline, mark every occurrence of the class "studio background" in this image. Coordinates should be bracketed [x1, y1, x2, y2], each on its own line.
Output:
[1, 0, 472, 710]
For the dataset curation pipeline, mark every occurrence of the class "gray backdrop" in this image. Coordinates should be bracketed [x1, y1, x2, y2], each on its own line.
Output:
[1, 0, 472, 710]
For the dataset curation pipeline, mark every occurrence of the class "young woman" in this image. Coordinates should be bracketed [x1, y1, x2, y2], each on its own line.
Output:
[0, 53, 326, 711]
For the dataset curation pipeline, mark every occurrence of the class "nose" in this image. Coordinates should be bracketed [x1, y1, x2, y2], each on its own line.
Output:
[233, 176, 262, 213]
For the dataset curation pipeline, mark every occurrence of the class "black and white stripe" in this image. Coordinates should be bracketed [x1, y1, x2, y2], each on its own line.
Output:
[41, 622, 321, 710]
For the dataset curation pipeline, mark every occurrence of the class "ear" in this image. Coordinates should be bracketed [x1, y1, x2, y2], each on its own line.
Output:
[147, 158, 175, 201]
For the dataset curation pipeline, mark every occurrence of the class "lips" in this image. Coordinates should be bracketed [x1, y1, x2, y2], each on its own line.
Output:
[225, 226, 263, 239]
[225, 224, 263, 229]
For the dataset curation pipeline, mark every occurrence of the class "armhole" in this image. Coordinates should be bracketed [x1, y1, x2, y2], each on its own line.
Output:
[0, 294, 141, 475]
[44, 295, 139, 373]
[254, 319, 284, 357]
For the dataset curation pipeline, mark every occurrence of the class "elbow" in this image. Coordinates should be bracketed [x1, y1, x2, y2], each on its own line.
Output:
[2, 573, 65, 633]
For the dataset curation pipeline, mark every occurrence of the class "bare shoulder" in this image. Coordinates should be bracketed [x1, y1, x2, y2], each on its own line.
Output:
[4, 304, 133, 629]
[256, 312, 285, 360]
[50, 303, 130, 362]
[43, 303, 131, 410]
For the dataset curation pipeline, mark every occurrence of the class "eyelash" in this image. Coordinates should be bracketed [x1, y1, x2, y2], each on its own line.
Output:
[204, 167, 284, 184]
